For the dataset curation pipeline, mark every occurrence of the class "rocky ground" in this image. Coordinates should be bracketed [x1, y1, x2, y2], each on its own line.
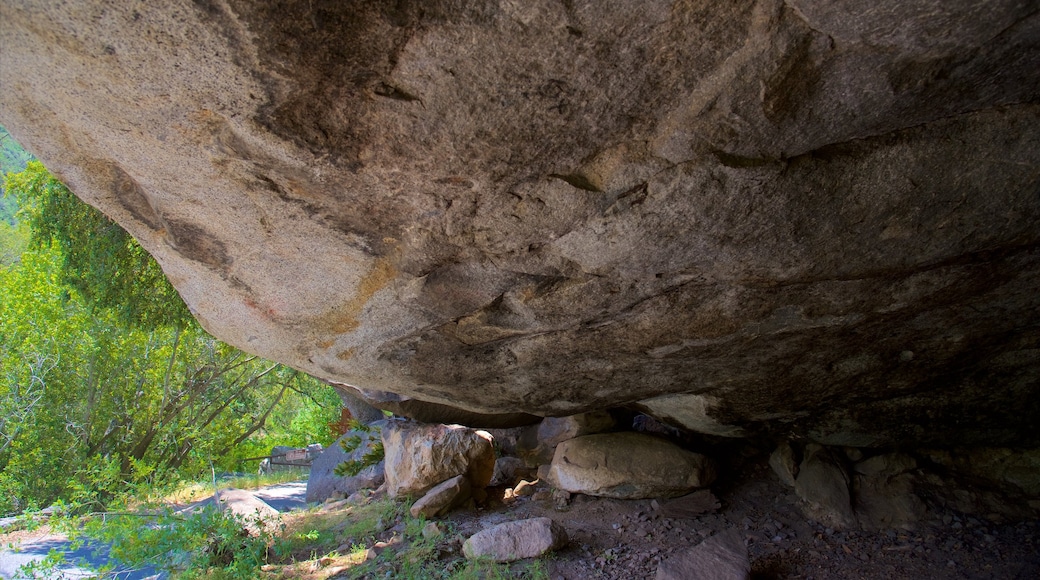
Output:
[434, 450, 1040, 580]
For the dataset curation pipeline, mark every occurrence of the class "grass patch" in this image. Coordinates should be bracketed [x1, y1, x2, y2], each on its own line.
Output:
[260, 494, 553, 580]
[43, 486, 553, 580]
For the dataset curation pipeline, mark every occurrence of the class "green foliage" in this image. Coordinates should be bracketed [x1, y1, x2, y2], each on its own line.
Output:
[1, 127, 32, 264]
[12, 549, 69, 580]
[76, 504, 271, 579]
[0, 125, 33, 181]
[0, 218, 28, 265]
[334, 419, 385, 477]
[7, 161, 190, 329]
[0, 162, 343, 515]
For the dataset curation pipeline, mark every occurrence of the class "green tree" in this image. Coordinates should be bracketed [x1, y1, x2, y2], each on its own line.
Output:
[0, 163, 341, 514]
[8, 161, 191, 329]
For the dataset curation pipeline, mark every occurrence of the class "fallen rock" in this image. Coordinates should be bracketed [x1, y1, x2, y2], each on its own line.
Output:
[462, 517, 568, 562]
[794, 444, 856, 529]
[382, 420, 495, 498]
[546, 432, 716, 499]
[853, 453, 925, 529]
[551, 489, 572, 509]
[656, 528, 749, 580]
[409, 475, 472, 519]
[658, 489, 722, 519]
[306, 421, 387, 503]
[855, 472, 926, 530]
[214, 489, 279, 533]
[490, 456, 530, 487]
[519, 411, 617, 465]
[854, 452, 918, 478]
[922, 447, 1040, 496]
[421, 521, 443, 540]
[769, 441, 800, 487]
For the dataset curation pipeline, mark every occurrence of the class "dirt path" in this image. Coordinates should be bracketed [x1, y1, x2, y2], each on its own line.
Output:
[0, 480, 308, 580]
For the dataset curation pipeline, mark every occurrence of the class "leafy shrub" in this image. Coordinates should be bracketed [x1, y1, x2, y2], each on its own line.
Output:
[334, 419, 385, 477]
[78, 504, 271, 579]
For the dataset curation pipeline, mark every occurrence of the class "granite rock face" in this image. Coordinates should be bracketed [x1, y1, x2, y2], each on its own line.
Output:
[306, 425, 386, 503]
[462, 517, 568, 562]
[2, 1, 1039, 446]
[381, 421, 496, 498]
[546, 432, 717, 499]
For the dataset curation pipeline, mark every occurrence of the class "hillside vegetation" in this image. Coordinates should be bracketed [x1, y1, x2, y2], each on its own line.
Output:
[0, 161, 341, 516]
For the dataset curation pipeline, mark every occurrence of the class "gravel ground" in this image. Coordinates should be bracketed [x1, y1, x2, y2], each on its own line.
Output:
[442, 451, 1040, 579]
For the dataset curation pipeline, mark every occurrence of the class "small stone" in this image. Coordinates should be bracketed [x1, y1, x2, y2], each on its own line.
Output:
[552, 489, 572, 508]
[463, 517, 568, 562]
[422, 521, 443, 540]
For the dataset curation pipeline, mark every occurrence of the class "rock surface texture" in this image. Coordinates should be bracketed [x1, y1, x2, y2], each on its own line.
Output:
[409, 474, 472, 519]
[462, 517, 568, 562]
[1, 1, 1039, 445]
[794, 444, 857, 529]
[546, 432, 717, 499]
[656, 528, 750, 580]
[381, 420, 495, 498]
[306, 426, 386, 503]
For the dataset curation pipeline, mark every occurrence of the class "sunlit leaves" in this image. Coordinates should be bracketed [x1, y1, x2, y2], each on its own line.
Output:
[0, 164, 341, 514]
[7, 161, 191, 329]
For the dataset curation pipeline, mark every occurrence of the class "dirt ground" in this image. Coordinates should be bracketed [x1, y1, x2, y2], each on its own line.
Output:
[439, 451, 1040, 580]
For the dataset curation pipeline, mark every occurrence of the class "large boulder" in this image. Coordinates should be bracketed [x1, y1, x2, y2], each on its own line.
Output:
[2, 1, 1039, 447]
[409, 474, 472, 519]
[214, 488, 279, 533]
[546, 432, 716, 499]
[381, 420, 496, 498]
[306, 423, 386, 503]
[518, 411, 617, 466]
[852, 453, 926, 529]
[794, 444, 856, 528]
[462, 517, 568, 562]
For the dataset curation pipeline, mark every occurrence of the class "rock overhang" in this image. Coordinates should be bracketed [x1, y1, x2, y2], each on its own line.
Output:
[1, 0, 1038, 446]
